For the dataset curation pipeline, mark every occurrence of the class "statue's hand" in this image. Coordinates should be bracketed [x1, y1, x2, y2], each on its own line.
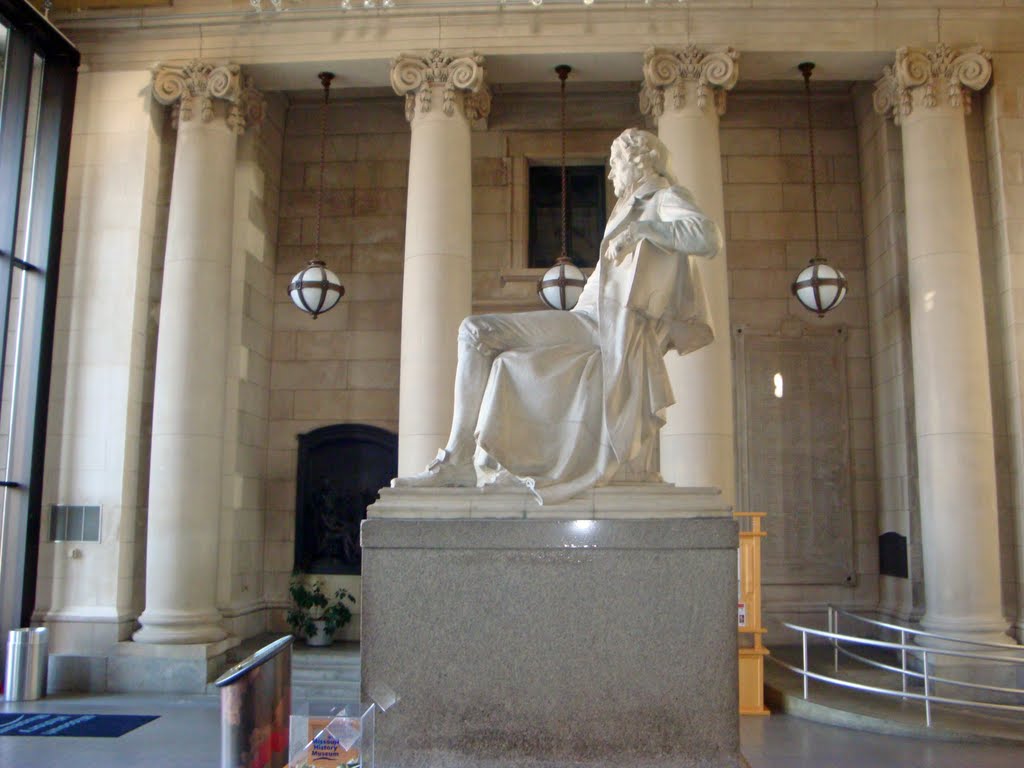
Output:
[606, 227, 636, 264]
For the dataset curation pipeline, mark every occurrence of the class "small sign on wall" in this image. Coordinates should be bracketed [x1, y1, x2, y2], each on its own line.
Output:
[737, 602, 747, 628]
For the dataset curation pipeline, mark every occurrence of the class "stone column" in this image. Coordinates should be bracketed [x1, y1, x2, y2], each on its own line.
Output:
[640, 46, 739, 505]
[134, 62, 263, 644]
[391, 50, 490, 475]
[874, 45, 1009, 644]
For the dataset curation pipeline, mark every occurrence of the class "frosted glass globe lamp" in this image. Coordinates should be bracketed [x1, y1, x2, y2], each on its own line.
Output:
[791, 258, 847, 318]
[289, 260, 345, 319]
[537, 256, 586, 311]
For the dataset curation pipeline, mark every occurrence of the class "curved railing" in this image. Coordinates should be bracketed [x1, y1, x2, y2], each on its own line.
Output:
[772, 607, 1024, 727]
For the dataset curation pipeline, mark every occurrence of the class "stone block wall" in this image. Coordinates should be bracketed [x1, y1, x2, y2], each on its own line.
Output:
[968, 103, 1018, 631]
[853, 84, 921, 622]
[217, 94, 286, 640]
[985, 56, 1024, 638]
[720, 90, 878, 626]
[36, 69, 168, 653]
[266, 95, 408, 637]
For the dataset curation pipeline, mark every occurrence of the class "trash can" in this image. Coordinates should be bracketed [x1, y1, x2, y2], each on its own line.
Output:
[4, 627, 49, 701]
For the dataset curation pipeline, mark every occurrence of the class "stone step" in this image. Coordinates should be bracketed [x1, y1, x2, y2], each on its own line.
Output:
[291, 682, 362, 703]
[291, 641, 362, 704]
[292, 657, 360, 671]
[292, 667, 361, 683]
[292, 642, 360, 663]
[292, 653, 360, 665]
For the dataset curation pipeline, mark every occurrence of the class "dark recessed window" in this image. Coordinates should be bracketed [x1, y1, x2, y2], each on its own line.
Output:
[528, 165, 606, 270]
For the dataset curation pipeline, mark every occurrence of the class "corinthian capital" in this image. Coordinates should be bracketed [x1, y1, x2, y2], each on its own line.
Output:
[873, 44, 991, 125]
[639, 45, 739, 119]
[152, 60, 264, 134]
[390, 49, 490, 123]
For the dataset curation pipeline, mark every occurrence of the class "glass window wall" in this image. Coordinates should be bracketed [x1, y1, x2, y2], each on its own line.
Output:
[0, 0, 78, 649]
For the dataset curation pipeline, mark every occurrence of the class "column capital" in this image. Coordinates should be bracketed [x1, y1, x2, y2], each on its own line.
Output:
[873, 44, 991, 125]
[152, 60, 265, 134]
[640, 45, 739, 119]
[390, 49, 490, 123]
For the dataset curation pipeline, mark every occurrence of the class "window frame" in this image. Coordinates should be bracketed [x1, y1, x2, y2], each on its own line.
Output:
[0, 0, 79, 638]
[506, 153, 613, 280]
[527, 163, 607, 270]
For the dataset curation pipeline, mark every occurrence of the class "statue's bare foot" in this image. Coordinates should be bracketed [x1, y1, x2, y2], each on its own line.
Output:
[391, 449, 477, 488]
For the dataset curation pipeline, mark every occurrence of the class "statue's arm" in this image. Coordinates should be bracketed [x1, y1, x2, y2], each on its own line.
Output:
[630, 189, 722, 259]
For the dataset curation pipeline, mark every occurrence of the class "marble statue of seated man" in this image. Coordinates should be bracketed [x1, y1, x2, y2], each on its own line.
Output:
[393, 127, 722, 504]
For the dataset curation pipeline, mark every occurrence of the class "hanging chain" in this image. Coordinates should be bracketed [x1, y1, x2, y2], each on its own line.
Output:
[800, 62, 821, 262]
[314, 72, 334, 262]
[557, 65, 571, 263]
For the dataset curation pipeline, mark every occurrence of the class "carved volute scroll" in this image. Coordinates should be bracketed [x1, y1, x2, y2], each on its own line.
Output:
[873, 43, 992, 125]
[390, 49, 491, 123]
[152, 60, 265, 133]
[639, 45, 740, 119]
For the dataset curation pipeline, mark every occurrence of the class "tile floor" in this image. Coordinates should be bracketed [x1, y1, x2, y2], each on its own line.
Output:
[0, 692, 1021, 768]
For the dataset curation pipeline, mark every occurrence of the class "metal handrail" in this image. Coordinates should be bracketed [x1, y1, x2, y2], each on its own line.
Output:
[830, 606, 1024, 652]
[771, 656, 1024, 713]
[778, 613, 1024, 727]
[836, 643, 1024, 697]
[792, 624, 1022, 664]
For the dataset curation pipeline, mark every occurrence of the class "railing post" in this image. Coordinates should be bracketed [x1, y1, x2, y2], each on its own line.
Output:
[802, 630, 809, 699]
[922, 650, 931, 727]
[900, 630, 907, 695]
[828, 606, 838, 672]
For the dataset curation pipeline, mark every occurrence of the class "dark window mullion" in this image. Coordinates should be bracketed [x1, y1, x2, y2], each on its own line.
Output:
[0, 30, 34, 258]
[18, 56, 77, 628]
[0, 29, 35, 496]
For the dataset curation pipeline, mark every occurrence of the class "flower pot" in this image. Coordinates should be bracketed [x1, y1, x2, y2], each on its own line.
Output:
[305, 619, 334, 647]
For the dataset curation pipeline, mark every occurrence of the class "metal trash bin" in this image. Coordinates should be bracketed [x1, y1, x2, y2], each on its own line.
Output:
[4, 628, 49, 701]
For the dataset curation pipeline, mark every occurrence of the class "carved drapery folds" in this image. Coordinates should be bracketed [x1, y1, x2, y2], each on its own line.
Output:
[873, 43, 992, 124]
[152, 60, 265, 133]
[390, 49, 491, 123]
[640, 45, 739, 119]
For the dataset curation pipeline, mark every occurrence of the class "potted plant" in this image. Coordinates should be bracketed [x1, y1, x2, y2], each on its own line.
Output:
[286, 577, 357, 647]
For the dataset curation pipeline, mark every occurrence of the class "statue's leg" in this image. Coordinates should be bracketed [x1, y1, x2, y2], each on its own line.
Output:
[393, 311, 597, 488]
[444, 332, 493, 464]
[392, 316, 504, 487]
[448, 311, 599, 456]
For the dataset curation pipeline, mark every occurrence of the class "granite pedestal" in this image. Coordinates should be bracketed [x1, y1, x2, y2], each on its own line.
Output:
[361, 485, 746, 768]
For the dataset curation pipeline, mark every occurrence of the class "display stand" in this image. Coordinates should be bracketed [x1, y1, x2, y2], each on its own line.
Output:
[289, 701, 375, 768]
[736, 512, 770, 716]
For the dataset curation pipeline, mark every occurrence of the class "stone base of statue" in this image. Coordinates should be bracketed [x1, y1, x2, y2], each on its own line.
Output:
[360, 484, 747, 768]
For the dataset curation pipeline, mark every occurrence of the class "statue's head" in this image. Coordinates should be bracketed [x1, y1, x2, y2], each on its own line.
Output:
[609, 128, 674, 197]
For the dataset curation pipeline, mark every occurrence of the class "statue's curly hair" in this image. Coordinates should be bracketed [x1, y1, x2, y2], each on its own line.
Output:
[612, 128, 676, 184]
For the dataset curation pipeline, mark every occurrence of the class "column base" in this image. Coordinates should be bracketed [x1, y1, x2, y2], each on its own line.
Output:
[133, 608, 228, 645]
[918, 612, 1013, 648]
[108, 635, 240, 693]
[914, 614, 1020, 704]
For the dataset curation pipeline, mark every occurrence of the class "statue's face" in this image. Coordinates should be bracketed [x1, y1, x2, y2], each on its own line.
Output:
[608, 142, 645, 198]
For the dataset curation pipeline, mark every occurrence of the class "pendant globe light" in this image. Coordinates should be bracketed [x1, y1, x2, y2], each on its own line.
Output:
[289, 71, 345, 319]
[791, 62, 847, 318]
[537, 64, 587, 311]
